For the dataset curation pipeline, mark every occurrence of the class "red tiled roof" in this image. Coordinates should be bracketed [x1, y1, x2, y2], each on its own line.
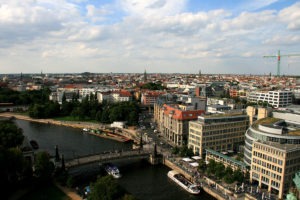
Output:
[163, 104, 205, 120]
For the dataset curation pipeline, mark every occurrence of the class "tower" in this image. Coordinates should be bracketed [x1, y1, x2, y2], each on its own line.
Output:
[144, 69, 147, 82]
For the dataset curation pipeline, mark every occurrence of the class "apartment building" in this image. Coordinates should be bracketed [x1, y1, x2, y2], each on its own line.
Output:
[251, 141, 300, 199]
[159, 104, 205, 146]
[188, 112, 249, 157]
[97, 90, 132, 103]
[247, 90, 292, 108]
[141, 91, 166, 106]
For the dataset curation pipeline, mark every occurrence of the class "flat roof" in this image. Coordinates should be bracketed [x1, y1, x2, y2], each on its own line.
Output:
[205, 149, 248, 168]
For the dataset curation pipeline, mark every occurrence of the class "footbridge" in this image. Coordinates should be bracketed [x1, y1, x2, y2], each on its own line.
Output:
[65, 149, 152, 169]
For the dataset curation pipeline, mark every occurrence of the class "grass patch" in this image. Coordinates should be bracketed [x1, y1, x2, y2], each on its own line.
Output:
[20, 184, 70, 200]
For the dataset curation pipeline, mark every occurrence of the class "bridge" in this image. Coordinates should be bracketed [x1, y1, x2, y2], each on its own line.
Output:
[65, 149, 153, 169]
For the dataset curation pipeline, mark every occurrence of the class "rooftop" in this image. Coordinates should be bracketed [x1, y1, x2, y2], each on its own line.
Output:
[253, 117, 300, 135]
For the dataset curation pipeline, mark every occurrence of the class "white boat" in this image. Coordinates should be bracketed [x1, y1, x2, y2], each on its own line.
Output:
[104, 163, 122, 179]
[167, 170, 200, 194]
[82, 128, 89, 132]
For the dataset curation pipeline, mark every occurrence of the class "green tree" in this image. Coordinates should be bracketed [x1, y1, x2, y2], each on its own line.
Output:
[206, 159, 217, 176]
[233, 168, 244, 183]
[34, 151, 55, 183]
[197, 159, 206, 173]
[172, 146, 180, 155]
[215, 162, 225, 180]
[0, 120, 24, 148]
[223, 167, 234, 184]
[88, 175, 124, 200]
[179, 145, 194, 157]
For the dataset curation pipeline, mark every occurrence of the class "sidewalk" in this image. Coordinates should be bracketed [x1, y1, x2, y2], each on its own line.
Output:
[55, 182, 82, 200]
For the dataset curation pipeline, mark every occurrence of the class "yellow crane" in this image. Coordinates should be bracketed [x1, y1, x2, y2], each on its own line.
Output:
[263, 50, 300, 76]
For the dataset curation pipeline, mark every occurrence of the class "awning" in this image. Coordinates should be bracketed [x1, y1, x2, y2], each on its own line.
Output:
[182, 158, 193, 162]
[189, 162, 199, 167]
[192, 156, 202, 160]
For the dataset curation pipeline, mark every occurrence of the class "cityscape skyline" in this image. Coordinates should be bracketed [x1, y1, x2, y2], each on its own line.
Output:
[1, 0, 300, 75]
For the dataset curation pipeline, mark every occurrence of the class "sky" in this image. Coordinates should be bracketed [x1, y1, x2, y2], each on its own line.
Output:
[0, 0, 300, 75]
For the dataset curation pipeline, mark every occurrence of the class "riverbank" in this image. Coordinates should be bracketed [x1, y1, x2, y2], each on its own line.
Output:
[0, 112, 132, 143]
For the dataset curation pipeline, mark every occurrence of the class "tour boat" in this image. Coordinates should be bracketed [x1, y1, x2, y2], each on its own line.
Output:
[104, 163, 122, 179]
[167, 170, 200, 194]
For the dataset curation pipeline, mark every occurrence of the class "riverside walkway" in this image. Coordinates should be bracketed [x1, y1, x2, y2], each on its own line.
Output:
[65, 149, 152, 169]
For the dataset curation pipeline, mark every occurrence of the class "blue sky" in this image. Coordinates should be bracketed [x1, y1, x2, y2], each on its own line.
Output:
[0, 0, 300, 75]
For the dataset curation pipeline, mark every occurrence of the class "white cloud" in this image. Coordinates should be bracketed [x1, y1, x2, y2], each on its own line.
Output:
[120, 0, 187, 17]
[279, 2, 300, 30]
[0, 0, 299, 75]
[238, 0, 279, 11]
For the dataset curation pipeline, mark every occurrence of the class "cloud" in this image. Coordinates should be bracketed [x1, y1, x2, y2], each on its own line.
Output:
[238, 0, 279, 11]
[120, 0, 187, 17]
[0, 0, 299, 75]
[279, 2, 300, 30]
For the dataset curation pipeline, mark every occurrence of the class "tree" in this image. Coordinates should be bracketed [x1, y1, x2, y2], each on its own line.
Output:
[0, 120, 24, 148]
[215, 162, 225, 180]
[223, 167, 234, 184]
[233, 168, 244, 183]
[88, 175, 124, 200]
[206, 159, 217, 176]
[34, 151, 55, 183]
[179, 145, 194, 157]
[172, 146, 180, 155]
[197, 159, 206, 173]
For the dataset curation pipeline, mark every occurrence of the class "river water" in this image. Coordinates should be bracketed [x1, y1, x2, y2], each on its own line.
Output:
[14, 119, 215, 200]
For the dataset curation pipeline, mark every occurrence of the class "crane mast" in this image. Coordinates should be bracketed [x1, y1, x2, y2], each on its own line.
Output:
[263, 50, 300, 76]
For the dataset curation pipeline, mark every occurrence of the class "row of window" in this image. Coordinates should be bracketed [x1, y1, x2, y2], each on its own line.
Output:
[202, 122, 247, 130]
[252, 158, 283, 173]
[253, 151, 283, 165]
[253, 143, 285, 156]
[203, 134, 244, 141]
[252, 165, 282, 181]
[201, 128, 246, 136]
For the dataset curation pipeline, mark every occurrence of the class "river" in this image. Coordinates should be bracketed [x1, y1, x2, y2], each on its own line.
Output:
[14, 119, 215, 200]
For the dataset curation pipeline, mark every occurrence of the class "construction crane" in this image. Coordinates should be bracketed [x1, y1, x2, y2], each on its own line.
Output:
[263, 50, 300, 76]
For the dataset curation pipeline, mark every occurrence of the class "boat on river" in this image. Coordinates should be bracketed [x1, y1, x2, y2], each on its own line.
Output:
[29, 140, 39, 149]
[167, 170, 200, 194]
[104, 163, 122, 178]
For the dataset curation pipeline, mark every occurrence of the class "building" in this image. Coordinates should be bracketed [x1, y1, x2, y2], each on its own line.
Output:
[205, 149, 248, 174]
[141, 91, 166, 106]
[246, 106, 272, 125]
[251, 141, 300, 199]
[247, 90, 292, 108]
[188, 112, 249, 157]
[159, 104, 205, 146]
[207, 104, 232, 114]
[244, 110, 300, 199]
[97, 90, 132, 103]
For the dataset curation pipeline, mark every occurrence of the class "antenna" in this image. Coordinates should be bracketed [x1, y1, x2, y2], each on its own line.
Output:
[263, 50, 300, 76]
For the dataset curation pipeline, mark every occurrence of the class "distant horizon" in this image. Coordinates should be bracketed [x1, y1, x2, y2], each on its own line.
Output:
[1, 1, 300, 75]
[1, 71, 300, 77]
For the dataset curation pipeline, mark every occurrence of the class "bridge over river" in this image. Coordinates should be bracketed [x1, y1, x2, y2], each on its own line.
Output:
[65, 149, 153, 169]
